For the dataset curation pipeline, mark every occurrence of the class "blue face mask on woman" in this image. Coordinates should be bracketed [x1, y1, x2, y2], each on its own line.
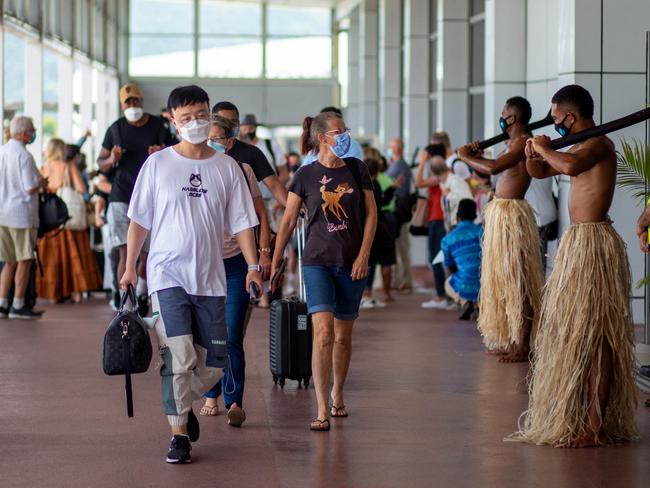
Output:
[208, 140, 227, 153]
[328, 131, 351, 158]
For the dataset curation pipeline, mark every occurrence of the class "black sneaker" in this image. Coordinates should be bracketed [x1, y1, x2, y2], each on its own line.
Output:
[0, 306, 8, 319]
[137, 295, 149, 317]
[8, 307, 41, 320]
[458, 301, 475, 321]
[187, 409, 200, 442]
[166, 435, 191, 464]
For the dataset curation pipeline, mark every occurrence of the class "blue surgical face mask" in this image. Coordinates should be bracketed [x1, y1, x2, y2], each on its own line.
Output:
[208, 140, 226, 153]
[233, 126, 240, 138]
[554, 114, 573, 136]
[328, 131, 351, 158]
[28, 131, 36, 144]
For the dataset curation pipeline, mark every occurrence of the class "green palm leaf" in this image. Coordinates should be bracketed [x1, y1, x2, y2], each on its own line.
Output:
[616, 139, 650, 202]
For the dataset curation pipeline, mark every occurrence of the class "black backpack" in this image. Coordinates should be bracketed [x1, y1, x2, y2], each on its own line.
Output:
[38, 192, 69, 237]
[102, 285, 152, 417]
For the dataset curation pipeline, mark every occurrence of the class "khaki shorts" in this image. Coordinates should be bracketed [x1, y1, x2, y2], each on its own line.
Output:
[0, 226, 37, 262]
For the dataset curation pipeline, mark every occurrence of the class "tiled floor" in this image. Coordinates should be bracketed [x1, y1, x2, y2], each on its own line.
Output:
[0, 293, 648, 488]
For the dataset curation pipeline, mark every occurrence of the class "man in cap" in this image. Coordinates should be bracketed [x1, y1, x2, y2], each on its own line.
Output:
[97, 83, 174, 312]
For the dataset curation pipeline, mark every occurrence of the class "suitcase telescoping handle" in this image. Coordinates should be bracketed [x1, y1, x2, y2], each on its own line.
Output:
[296, 214, 306, 302]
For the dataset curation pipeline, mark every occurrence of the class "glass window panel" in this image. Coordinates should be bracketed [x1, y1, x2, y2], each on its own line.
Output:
[267, 6, 330, 37]
[470, 94, 484, 141]
[4, 32, 25, 109]
[129, 36, 194, 76]
[266, 36, 331, 78]
[470, 21, 484, 87]
[43, 50, 59, 106]
[199, 1, 262, 36]
[471, 0, 485, 16]
[430, 0, 438, 34]
[130, 0, 194, 34]
[43, 50, 60, 140]
[198, 37, 262, 78]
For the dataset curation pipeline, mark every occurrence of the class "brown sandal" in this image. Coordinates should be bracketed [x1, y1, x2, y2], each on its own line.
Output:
[200, 403, 219, 416]
[310, 419, 330, 431]
[331, 405, 348, 418]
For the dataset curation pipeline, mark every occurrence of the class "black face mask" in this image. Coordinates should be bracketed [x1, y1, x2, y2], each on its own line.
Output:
[243, 130, 256, 141]
[499, 115, 515, 133]
[554, 114, 573, 137]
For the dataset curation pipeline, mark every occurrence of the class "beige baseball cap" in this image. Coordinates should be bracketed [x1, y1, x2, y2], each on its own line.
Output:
[119, 83, 143, 104]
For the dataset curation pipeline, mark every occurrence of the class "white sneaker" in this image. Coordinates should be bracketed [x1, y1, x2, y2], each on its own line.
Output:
[421, 299, 448, 309]
[372, 299, 387, 308]
[360, 298, 375, 309]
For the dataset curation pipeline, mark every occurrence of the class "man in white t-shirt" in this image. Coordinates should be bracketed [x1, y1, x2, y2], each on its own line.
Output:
[525, 177, 558, 270]
[0, 116, 46, 320]
[431, 130, 472, 181]
[120, 86, 262, 465]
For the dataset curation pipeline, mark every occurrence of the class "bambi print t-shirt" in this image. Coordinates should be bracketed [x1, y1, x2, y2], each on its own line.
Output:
[289, 158, 372, 267]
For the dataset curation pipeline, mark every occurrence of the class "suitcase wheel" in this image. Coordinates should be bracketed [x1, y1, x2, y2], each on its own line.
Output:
[303, 377, 310, 389]
[272, 375, 278, 385]
[279, 377, 286, 389]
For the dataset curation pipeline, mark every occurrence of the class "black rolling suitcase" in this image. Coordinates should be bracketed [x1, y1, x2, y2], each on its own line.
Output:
[269, 217, 312, 389]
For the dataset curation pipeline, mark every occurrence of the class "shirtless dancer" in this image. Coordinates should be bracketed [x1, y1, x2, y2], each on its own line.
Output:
[512, 84, 638, 447]
[457, 96, 544, 363]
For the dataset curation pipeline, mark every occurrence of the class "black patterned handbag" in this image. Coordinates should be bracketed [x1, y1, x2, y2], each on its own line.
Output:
[102, 285, 152, 417]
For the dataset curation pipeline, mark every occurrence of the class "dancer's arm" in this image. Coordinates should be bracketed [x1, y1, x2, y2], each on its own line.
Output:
[457, 138, 525, 175]
[530, 135, 603, 177]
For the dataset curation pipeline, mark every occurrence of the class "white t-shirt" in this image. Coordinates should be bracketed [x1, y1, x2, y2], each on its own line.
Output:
[441, 173, 473, 227]
[222, 163, 261, 260]
[525, 177, 558, 227]
[0, 139, 41, 229]
[445, 154, 472, 181]
[128, 146, 259, 297]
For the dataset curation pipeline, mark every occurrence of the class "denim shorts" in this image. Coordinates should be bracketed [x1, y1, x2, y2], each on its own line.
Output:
[303, 265, 367, 321]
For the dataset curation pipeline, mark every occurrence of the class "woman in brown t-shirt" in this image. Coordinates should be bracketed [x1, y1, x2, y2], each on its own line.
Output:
[271, 111, 377, 431]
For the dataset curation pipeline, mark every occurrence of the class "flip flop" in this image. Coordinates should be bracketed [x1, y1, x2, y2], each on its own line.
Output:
[310, 419, 330, 431]
[199, 403, 219, 416]
[331, 405, 348, 418]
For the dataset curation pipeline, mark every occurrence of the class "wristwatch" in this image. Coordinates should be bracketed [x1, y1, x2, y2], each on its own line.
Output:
[248, 264, 261, 272]
[259, 247, 272, 254]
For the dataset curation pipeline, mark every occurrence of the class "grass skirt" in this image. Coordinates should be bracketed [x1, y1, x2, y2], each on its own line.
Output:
[510, 222, 638, 446]
[477, 199, 544, 350]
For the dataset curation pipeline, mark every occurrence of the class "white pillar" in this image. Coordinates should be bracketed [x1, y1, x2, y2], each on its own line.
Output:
[436, 0, 469, 148]
[24, 39, 43, 166]
[80, 62, 93, 141]
[346, 7, 361, 131]
[402, 0, 430, 155]
[378, 0, 402, 149]
[484, 0, 526, 141]
[359, 0, 379, 137]
[58, 56, 74, 142]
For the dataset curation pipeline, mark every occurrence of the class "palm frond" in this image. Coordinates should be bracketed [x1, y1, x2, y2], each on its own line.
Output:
[616, 139, 650, 202]
[636, 275, 650, 289]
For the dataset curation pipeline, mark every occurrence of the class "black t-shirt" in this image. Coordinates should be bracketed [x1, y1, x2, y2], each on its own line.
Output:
[289, 158, 372, 267]
[228, 139, 275, 182]
[101, 115, 170, 203]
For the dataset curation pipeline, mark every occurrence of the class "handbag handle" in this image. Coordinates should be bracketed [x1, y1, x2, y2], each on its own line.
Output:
[119, 284, 137, 313]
